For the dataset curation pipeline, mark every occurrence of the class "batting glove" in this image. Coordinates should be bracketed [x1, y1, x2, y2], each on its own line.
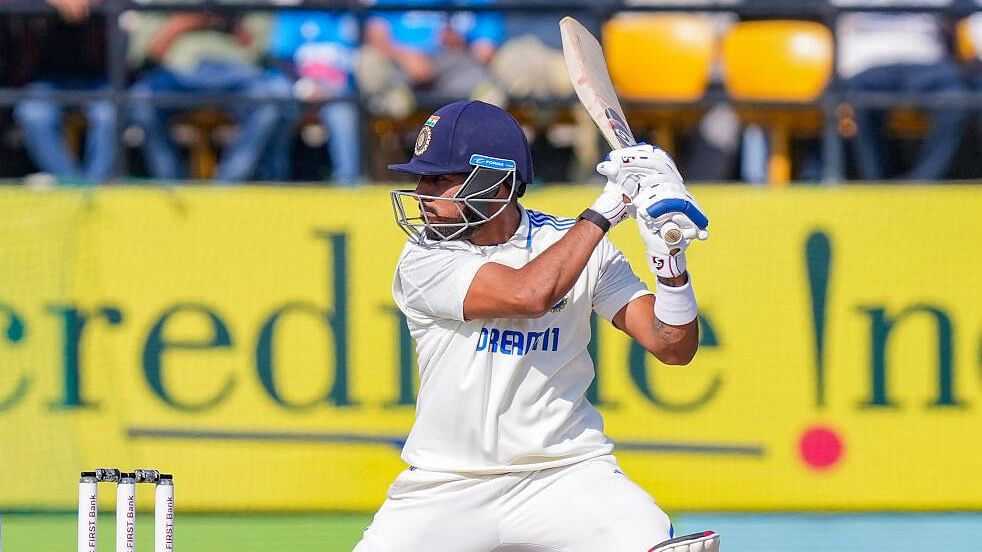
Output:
[581, 180, 632, 232]
[638, 212, 694, 279]
[635, 181, 710, 244]
[597, 142, 709, 238]
[596, 143, 684, 202]
[636, 189, 709, 279]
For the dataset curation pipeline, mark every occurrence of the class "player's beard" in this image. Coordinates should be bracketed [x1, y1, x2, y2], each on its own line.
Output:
[423, 214, 477, 241]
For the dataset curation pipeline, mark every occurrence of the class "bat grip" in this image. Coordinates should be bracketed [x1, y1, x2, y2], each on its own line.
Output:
[660, 221, 683, 246]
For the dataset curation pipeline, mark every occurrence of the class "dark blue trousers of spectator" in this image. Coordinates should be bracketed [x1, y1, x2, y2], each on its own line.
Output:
[258, 90, 362, 185]
[314, 99, 361, 185]
[14, 79, 116, 184]
[130, 60, 291, 182]
[844, 62, 968, 181]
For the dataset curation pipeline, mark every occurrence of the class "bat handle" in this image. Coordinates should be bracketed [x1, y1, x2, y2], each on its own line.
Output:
[660, 221, 684, 246]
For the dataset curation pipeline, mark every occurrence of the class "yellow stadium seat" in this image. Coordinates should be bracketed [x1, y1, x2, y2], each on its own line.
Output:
[604, 14, 715, 101]
[721, 20, 833, 186]
[602, 14, 716, 154]
[956, 16, 979, 62]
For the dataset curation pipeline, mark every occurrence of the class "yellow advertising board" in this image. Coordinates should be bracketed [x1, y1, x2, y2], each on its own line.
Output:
[0, 186, 980, 512]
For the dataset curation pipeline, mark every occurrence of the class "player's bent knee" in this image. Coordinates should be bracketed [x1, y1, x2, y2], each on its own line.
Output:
[648, 530, 720, 552]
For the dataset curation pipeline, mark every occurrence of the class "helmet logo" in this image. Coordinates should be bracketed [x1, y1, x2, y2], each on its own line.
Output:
[414, 126, 432, 155]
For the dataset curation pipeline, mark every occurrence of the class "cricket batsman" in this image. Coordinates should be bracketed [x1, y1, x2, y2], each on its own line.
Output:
[354, 100, 719, 552]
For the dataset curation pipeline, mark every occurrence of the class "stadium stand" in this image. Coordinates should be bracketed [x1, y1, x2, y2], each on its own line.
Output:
[603, 13, 715, 156]
[721, 19, 834, 186]
[2, 1, 982, 184]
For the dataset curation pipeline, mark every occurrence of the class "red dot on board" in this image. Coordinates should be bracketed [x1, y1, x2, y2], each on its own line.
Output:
[799, 426, 844, 470]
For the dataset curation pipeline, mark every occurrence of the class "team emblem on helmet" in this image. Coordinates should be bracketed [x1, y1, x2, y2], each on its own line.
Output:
[414, 126, 432, 155]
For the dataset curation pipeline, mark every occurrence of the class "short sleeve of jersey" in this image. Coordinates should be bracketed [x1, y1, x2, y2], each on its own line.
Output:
[592, 238, 652, 322]
[394, 242, 489, 322]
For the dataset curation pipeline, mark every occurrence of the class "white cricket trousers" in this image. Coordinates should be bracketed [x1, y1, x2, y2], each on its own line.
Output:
[352, 454, 673, 552]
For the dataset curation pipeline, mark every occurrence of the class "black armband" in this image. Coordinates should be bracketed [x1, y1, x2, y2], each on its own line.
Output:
[577, 208, 611, 233]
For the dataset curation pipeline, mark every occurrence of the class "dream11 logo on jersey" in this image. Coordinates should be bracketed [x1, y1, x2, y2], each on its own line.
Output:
[475, 327, 561, 356]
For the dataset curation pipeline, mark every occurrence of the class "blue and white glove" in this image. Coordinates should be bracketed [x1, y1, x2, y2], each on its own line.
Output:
[597, 143, 709, 278]
[597, 143, 683, 204]
[637, 212, 699, 278]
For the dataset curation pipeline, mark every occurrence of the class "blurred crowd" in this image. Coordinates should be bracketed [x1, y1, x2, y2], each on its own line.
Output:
[2, 0, 982, 186]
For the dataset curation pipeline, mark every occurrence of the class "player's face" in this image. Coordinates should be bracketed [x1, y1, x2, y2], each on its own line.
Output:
[415, 173, 470, 227]
[390, 167, 517, 243]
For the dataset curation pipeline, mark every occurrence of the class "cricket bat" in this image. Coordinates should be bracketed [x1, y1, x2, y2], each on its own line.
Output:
[560, 16, 684, 246]
[559, 16, 637, 149]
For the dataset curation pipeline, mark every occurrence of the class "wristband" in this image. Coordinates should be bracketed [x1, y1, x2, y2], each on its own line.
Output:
[578, 208, 611, 233]
[654, 277, 698, 326]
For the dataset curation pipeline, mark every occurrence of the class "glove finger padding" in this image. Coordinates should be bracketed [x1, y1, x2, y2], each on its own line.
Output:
[596, 160, 643, 199]
[638, 184, 708, 227]
[634, 178, 710, 245]
[587, 181, 633, 230]
[637, 213, 687, 279]
[597, 143, 683, 201]
[671, 213, 710, 241]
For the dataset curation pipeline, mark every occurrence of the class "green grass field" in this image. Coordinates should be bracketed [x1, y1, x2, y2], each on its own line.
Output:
[1, 512, 372, 551]
[7, 512, 982, 551]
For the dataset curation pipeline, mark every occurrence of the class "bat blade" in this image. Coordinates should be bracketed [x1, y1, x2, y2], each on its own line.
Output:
[560, 16, 637, 149]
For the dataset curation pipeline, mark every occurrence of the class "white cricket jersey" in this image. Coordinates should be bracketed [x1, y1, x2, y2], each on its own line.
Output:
[392, 206, 652, 474]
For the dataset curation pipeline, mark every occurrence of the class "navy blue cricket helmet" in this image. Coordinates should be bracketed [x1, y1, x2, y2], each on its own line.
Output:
[390, 101, 534, 242]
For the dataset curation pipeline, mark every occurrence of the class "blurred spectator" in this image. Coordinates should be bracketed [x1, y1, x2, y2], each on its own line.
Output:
[837, 5, 967, 180]
[357, 0, 505, 119]
[11, 0, 115, 185]
[489, 2, 602, 181]
[681, 13, 743, 183]
[265, 10, 361, 185]
[126, 4, 289, 182]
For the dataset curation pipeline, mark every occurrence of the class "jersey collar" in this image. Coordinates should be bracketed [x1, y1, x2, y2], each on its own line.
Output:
[466, 204, 531, 253]
[510, 205, 533, 249]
